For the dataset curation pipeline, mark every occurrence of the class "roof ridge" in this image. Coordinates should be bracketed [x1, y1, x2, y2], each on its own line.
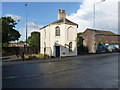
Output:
[86, 28, 115, 33]
[40, 18, 78, 30]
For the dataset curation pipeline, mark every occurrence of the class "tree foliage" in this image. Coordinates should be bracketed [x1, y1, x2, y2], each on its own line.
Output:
[77, 32, 83, 47]
[28, 31, 40, 47]
[77, 32, 83, 54]
[77, 32, 88, 54]
[18, 40, 24, 44]
[1, 17, 21, 46]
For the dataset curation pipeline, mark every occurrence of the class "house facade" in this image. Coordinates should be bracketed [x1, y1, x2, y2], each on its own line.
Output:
[40, 9, 78, 57]
[80, 28, 120, 53]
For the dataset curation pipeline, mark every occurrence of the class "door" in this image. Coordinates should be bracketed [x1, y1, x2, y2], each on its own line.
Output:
[55, 46, 60, 57]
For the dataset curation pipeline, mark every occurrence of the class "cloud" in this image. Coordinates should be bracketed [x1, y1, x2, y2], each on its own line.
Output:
[4, 14, 42, 41]
[27, 22, 41, 29]
[5, 14, 22, 21]
[19, 22, 42, 41]
[67, 0, 118, 34]
[27, 22, 42, 37]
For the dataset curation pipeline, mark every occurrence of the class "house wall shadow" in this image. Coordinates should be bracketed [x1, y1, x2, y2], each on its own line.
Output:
[43, 42, 77, 58]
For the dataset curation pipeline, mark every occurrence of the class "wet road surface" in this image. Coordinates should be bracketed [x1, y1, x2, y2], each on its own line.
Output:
[3, 53, 119, 88]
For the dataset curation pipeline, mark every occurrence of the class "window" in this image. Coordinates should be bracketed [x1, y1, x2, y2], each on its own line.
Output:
[44, 42, 46, 53]
[44, 42, 46, 48]
[55, 26, 60, 36]
[44, 29, 46, 37]
[69, 42, 72, 51]
[67, 26, 74, 40]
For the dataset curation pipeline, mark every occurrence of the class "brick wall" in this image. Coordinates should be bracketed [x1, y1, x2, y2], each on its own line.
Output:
[80, 29, 120, 53]
[96, 35, 120, 45]
[80, 30, 95, 53]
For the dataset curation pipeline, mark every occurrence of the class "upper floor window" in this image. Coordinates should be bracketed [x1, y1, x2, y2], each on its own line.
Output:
[67, 26, 74, 40]
[44, 29, 46, 38]
[55, 26, 60, 36]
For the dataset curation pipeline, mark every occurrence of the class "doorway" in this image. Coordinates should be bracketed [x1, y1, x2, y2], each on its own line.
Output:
[55, 46, 60, 57]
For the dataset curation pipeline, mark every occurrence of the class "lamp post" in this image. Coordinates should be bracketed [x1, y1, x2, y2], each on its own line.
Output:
[25, 3, 28, 54]
[93, 0, 105, 53]
[16, 20, 20, 46]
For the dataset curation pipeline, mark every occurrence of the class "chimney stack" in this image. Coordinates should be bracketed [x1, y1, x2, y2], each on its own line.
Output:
[58, 9, 66, 20]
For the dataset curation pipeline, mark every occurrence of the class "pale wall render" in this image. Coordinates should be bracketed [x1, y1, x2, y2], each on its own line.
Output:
[40, 9, 78, 57]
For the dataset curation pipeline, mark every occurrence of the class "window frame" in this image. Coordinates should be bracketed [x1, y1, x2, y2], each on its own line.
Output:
[44, 29, 46, 38]
[55, 26, 60, 36]
[69, 42, 72, 52]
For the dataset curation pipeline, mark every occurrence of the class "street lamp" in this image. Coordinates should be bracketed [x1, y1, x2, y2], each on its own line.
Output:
[16, 20, 20, 46]
[93, 0, 105, 53]
[25, 3, 28, 54]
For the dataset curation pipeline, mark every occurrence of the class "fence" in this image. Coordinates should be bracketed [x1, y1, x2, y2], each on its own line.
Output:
[2, 46, 40, 56]
[24, 47, 40, 54]
[2, 47, 19, 55]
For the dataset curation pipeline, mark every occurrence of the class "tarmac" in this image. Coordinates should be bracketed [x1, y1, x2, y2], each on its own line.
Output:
[3, 52, 119, 88]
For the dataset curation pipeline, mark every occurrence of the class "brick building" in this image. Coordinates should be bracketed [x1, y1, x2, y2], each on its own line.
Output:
[80, 28, 120, 53]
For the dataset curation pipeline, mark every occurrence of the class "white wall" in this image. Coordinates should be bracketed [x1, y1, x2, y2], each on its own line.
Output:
[40, 23, 77, 57]
[64, 24, 77, 56]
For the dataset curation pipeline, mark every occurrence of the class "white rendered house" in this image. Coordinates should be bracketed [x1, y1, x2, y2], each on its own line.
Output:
[40, 9, 78, 57]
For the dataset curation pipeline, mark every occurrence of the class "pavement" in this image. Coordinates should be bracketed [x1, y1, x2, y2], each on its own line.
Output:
[2, 52, 119, 66]
[1, 53, 22, 62]
[2, 52, 119, 88]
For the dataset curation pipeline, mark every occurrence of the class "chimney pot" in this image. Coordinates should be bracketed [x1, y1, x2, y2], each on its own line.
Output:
[58, 9, 66, 20]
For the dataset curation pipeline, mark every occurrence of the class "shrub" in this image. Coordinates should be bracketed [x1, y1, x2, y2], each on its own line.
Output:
[24, 54, 50, 60]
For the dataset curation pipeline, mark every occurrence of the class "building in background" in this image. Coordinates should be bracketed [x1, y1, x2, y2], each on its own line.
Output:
[40, 9, 78, 57]
[80, 28, 120, 53]
[8, 42, 25, 47]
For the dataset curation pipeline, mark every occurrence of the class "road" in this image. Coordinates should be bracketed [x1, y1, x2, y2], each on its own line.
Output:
[2, 53, 119, 88]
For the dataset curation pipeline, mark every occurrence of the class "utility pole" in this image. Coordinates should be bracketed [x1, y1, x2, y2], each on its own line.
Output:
[93, 0, 105, 53]
[25, 3, 28, 54]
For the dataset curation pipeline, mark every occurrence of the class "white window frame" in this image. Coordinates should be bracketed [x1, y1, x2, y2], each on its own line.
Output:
[55, 26, 60, 36]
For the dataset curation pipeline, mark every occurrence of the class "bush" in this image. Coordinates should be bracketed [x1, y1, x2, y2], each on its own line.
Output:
[44, 54, 49, 58]
[29, 56, 36, 59]
[24, 54, 50, 60]
[2, 43, 9, 47]
[31, 54, 44, 59]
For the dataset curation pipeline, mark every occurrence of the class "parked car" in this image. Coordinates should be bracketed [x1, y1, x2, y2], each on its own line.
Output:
[112, 47, 120, 52]
[96, 45, 107, 53]
[107, 45, 120, 52]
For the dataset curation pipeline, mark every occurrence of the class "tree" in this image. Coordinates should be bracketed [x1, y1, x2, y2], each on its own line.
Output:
[18, 40, 24, 44]
[77, 32, 83, 47]
[28, 31, 40, 47]
[77, 32, 88, 54]
[77, 32, 83, 54]
[1, 17, 21, 47]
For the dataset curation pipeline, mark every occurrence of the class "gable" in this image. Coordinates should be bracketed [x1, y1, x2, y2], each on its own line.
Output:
[40, 18, 78, 30]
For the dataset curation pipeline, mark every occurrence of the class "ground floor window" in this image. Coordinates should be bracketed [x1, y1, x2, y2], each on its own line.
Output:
[69, 42, 72, 52]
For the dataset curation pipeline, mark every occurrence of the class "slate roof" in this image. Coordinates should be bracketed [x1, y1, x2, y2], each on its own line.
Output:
[40, 18, 78, 30]
[81, 28, 120, 45]
[86, 28, 116, 35]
